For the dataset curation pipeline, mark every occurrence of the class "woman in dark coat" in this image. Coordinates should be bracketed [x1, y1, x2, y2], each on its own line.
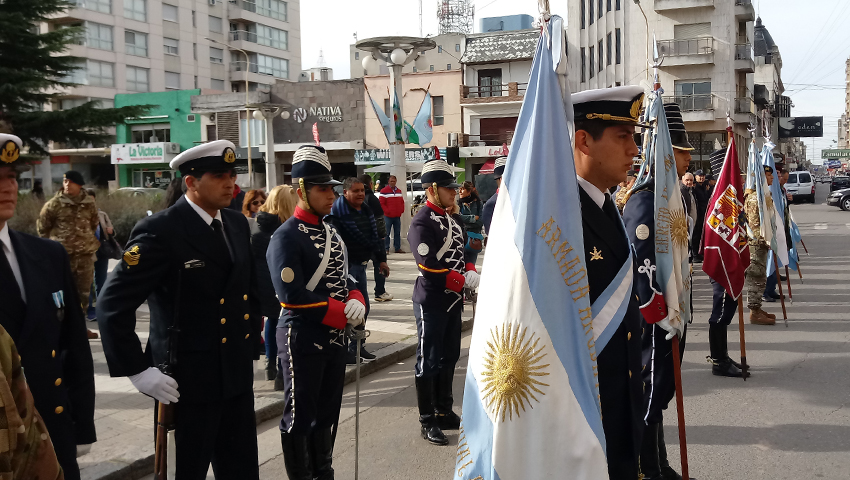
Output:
[458, 181, 484, 265]
[251, 185, 297, 389]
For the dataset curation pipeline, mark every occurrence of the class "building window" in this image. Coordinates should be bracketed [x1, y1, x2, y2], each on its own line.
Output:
[580, 47, 586, 82]
[438, 45, 443, 53]
[580, 0, 585, 29]
[255, 0, 287, 22]
[354, 51, 359, 60]
[598, 39, 603, 72]
[240, 112, 266, 146]
[162, 3, 178, 22]
[455, 44, 461, 52]
[84, 59, 114, 87]
[125, 30, 147, 56]
[124, 0, 146, 21]
[165, 71, 180, 90]
[589, 46, 594, 78]
[126, 66, 149, 92]
[131, 123, 170, 143]
[589, 0, 594, 25]
[598, 0, 603, 18]
[59, 97, 113, 110]
[210, 46, 224, 63]
[412, 67, 417, 72]
[616, 0, 621, 10]
[607, 0, 611, 11]
[85, 22, 113, 51]
[193, 42, 197, 60]
[194, 75, 198, 88]
[383, 98, 391, 116]
[164, 38, 179, 56]
[211, 78, 225, 90]
[429, 65, 434, 71]
[616, 29, 622, 65]
[255, 53, 289, 79]
[256, 23, 288, 50]
[674, 80, 712, 111]
[432, 95, 444, 126]
[208, 15, 223, 33]
[478, 68, 502, 97]
[606, 32, 612, 66]
[447, 63, 451, 70]
[191, 10, 196, 27]
[78, 0, 111, 13]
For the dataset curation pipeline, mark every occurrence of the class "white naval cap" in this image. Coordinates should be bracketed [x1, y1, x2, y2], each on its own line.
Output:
[0, 133, 25, 171]
[169, 140, 238, 175]
[572, 85, 647, 126]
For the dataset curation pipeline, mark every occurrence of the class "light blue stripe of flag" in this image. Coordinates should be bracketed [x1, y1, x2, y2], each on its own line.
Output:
[366, 91, 393, 144]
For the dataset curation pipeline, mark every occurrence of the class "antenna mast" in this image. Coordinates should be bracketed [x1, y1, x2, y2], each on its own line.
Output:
[437, 0, 474, 35]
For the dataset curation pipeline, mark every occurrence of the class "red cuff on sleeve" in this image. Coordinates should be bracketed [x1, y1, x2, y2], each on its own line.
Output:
[465, 262, 477, 273]
[639, 292, 668, 324]
[321, 298, 348, 330]
[346, 290, 366, 307]
[446, 270, 465, 293]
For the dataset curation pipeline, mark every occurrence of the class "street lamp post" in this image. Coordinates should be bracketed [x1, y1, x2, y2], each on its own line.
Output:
[356, 36, 435, 252]
[253, 107, 291, 190]
[207, 37, 254, 189]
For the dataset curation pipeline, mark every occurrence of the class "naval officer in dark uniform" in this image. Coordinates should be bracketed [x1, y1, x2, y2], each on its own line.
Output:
[622, 102, 694, 480]
[571, 86, 646, 479]
[0, 134, 96, 480]
[480, 156, 506, 235]
[266, 145, 366, 480]
[408, 158, 480, 446]
[97, 140, 262, 479]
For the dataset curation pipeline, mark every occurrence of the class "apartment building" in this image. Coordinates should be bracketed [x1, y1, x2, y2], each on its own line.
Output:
[842, 59, 850, 149]
[567, 0, 757, 171]
[41, 0, 300, 185]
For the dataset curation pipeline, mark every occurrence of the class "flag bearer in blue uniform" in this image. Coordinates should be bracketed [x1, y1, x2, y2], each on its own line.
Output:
[622, 102, 694, 480]
[98, 140, 262, 479]
[571, 86, 646, 479]
[266, 145, 366, 480]
[408, 158, 480, 446]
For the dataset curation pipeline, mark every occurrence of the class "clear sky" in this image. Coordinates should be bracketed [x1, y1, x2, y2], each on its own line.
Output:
[301, 0, 848, 164]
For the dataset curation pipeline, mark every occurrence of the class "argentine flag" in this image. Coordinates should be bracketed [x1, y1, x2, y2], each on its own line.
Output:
[745, 142, 778, 251]
[456, 16, 608, 480]
[763, 143, 791, 274]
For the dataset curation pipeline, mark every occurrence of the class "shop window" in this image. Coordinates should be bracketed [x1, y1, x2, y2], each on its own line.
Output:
[131, 123, 171, 143]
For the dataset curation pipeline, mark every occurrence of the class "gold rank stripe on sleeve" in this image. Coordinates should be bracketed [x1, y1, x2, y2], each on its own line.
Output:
[417, 264, 449, 274]
[280, 301, 329, 309]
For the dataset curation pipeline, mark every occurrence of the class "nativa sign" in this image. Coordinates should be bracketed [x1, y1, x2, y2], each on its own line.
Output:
[292, 106, 344, 123]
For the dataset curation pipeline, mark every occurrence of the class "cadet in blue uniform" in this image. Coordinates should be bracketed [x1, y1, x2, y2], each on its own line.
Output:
[266, 145, 366, 480]
[480, 156, 506, 235]
[705, 148, 745, 378]
[408, 158, 480, 446]
[571, 86, 646, 479]
[622, 102, 693, 480]
[97, 140, 262, 480]
[0, 134, 96, 480]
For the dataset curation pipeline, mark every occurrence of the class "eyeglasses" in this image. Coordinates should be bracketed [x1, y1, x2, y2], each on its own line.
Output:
[251, 200, 265, 206]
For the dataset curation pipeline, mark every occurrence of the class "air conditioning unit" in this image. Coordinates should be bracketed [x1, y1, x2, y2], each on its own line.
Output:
[165, 142, 181, 154]
[187, 114, 196, 122]
[209, 113, 216, 122]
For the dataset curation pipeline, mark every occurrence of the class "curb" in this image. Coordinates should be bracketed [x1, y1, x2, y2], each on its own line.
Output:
[90, 317, 474, 480]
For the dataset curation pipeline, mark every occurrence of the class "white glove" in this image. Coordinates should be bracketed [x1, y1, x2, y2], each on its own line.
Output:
[464, 271, 480, 290]
[76, 444, 92, 457]
[344, 299, 366, 326]
[656, 317, 684, 341]
[129, 367, 179, 404]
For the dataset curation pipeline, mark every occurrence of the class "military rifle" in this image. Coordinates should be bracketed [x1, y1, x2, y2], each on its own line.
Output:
[155, 270, 182, 479]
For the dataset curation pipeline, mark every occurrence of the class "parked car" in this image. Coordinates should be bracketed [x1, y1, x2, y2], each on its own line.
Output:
[785, 171, 815, 203]
[826, 187, 850, 211]
[830, 176, 850, 192]
[112, 187, 165, 197]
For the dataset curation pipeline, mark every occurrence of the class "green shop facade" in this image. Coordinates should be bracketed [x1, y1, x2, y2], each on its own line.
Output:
[112, 90, 202, 188]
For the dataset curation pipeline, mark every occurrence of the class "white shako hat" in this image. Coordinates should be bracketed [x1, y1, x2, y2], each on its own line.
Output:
[493, 156, 507, 179]
[421, 156, 460, 189]
[170, 139, 238, 175]
[0, 134, 25, 172]
[572, 85, 648, 127]
[291, 145, 341, 185]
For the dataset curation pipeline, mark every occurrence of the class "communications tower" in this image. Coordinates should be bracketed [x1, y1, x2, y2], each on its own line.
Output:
[437, 0, 474, 35]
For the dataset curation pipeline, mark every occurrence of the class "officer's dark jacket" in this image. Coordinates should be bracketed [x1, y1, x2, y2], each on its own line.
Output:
[267, 206, 362, 349]
[251, 211, 282, 318]
[577, 187, 643, 463]
[97, 196, 262, 403]
[481, 190, 498, 235]
[408, 201, 474, 312]
[2, 230, 96, 448]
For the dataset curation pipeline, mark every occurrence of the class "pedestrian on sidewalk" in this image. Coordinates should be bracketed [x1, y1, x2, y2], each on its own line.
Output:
[266, 145, 366, 480]
[481, 156, 506, 235]
[379, 174, 405, 253]
[330, 177, 389, 364]
[458, 181, 484, 265]
[408, 158, 480, 446]
[744, 165, 778, 325]
[97, 140, 262, 480]
[361, 174, 393, 303]
[0, 134, 96, 480]
[251, 184, 297, 389]
[692, 169, 711, 262]
[37, 170, 101, 340]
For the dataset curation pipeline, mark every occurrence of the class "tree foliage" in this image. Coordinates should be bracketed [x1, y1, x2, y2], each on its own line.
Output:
[0, 0, 150, 155]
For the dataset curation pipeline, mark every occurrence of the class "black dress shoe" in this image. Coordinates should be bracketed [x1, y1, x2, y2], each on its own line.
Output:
[762, 295, 776, 303]
[712, 358, 743, 377]
[421, 423, 449, 445]
[767, 290, 781, 299]
[779, 274, 786, 281]
[359, 347, 376, 361]
[661, 465, 683, 480]
[436, 411, 461, 430]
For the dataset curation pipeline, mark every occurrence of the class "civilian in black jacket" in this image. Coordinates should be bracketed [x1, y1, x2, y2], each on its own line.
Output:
[330, 177, 389, 363]
[360, 174, 392, 302]
[251, 185, 298, 388]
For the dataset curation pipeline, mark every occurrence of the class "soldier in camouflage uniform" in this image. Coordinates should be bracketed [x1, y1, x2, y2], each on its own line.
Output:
[743, 164, 777, 326]
[37, 171, 101, 339]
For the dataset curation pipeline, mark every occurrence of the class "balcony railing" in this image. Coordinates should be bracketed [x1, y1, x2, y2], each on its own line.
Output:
[735, 43, 753, 61]
[229, 30, 287, 50]
[735, 0, 752, 5]
[663, 94, 715, 112]
[230, 60, 287, 79]
[461, 82, 527, 100]
[229, 0, 288, 22]
[656, 37, 714, 56]
[735, 97, 755, 115]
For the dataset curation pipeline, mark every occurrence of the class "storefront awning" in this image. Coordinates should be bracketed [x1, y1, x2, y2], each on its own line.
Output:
[477, 159, 496, 174]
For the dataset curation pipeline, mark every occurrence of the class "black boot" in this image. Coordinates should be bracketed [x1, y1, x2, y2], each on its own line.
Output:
[415, 376, 448, 446]
[720, 324, 746, 373]
[435, 368, 461, 430]
[658, 424, 682, 480]
[274, 369, 285, 391]
[310, 427, 335, 480]
[707, 323, 723, 365]
[640, 422, 662, 480]
[266, 357, 277, 381]
[280, 432, 313, 480]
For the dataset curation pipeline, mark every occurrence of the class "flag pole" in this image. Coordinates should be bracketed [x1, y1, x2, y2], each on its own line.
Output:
[785, 265, 793, 304]
[726, 123, 749, 381]
[797, 265, 804, 283]
[800, 239, 809, 255]
[775, 261, 788, 327]
[671, 335, 691, 478]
